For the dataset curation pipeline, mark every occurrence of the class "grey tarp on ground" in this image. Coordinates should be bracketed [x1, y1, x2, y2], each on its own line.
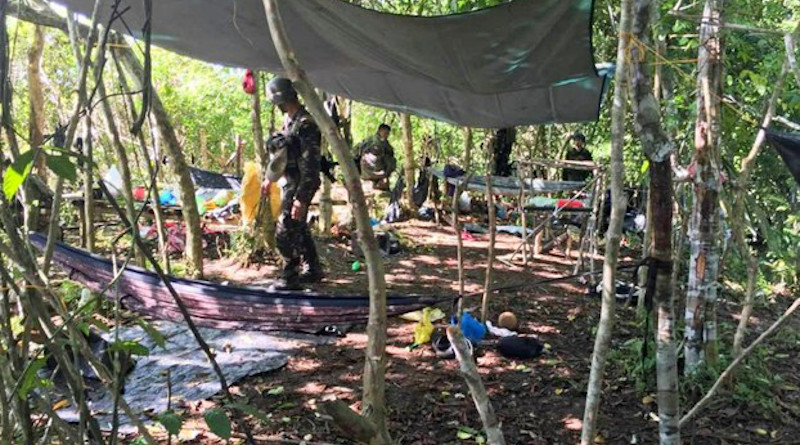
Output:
[52, 321, 331, 432]
[56, 0, 606, 128]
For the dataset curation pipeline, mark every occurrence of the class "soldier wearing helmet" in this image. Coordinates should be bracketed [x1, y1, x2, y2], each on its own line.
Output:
[263, 77, 323, 290]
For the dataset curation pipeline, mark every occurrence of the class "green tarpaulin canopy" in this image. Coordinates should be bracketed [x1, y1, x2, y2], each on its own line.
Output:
[57, 0, 608, 127]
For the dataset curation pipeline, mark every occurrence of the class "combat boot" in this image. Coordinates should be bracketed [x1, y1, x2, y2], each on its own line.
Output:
[270, 258, 303, 291]
[299, 255, 324, 284]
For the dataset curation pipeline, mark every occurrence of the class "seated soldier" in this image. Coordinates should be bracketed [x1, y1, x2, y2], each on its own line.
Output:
[562, 131, 594, 182]
[354, 123, 396, 190]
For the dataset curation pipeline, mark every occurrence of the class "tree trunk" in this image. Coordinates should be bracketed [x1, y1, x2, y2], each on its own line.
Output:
[114, 35, 204, 278]
[111, 50, 171, 273]
[463, 127, 473, 171]
[41, 6, 101, 273]
[580, 0, 632, 441]
[784, 31, 800, 90]
[685, 0, 725, 372]
[319, 137, 333, 236]
[82, 114, 95, 252]
[401, 113, 415, 210]
[730, 61, 786, 354]
[260, 1, 391, 442]
[27, 24, 45, 178]
[97, 79, 145, 266]
[200, 128, 208, 168]
[248, 70, 277, 256]
[631, 0, 681, 443]
[481, 172, 496, 325]
[446, 326, 506, 445]
[452, 176, 470, 314]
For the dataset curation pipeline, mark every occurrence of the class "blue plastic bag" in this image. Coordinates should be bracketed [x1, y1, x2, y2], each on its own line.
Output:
[456, 312, 486, 344]
[159, 190, 177, 206]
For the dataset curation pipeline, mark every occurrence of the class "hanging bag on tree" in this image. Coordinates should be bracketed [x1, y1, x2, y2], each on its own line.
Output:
[242, 69, 256, 95]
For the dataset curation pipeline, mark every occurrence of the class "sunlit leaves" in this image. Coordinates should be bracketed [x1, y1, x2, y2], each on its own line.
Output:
[3, 150, 35, 200]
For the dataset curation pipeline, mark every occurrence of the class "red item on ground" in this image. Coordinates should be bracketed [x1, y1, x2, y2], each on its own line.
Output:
[242, 69, 256, 95]
[460, 230, 476, 241]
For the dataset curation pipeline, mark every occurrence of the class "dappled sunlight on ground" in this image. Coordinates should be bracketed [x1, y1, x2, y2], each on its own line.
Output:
[188, 218, 800, 444]
[562, 416, 583, 431]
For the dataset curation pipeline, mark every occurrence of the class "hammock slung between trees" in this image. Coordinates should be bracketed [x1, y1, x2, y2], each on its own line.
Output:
[29, 233, 445, 332]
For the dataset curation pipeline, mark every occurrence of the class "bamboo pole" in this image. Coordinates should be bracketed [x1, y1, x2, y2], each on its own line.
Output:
[518, 166, 528, 265]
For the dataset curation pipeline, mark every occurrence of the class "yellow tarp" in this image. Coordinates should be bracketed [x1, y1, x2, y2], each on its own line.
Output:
[241, 161, 282, 225]
[240, 162, 261, 224]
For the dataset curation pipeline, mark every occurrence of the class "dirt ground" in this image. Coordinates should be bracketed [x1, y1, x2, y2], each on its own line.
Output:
[185, 218, 800, 445]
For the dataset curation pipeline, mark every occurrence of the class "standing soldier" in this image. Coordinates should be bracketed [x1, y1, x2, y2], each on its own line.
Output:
[562, 131, 594, 182]
[262, 78, 323, 290]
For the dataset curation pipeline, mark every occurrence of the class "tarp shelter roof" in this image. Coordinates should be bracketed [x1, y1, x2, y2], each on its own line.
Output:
[57, 0, 607, 128]
[766, 130, 800, 186]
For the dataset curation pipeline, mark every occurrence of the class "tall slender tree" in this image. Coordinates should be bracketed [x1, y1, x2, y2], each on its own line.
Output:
[580, 0, 631, 440]
[27, 24, 45, 178]
[114, 35, 205, 278]
[631, 0, 681, 442]
[685, 0, 725, 372]
[261, 1, 392, 442]
[401, 113, 415, 209]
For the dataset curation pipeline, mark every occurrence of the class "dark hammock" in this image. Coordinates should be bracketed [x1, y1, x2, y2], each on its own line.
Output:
[30, 233, 444, 332]
[766, 129, 800, 186]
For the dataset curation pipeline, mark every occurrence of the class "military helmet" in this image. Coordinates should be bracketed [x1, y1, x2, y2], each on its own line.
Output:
[266, 77, 298, 105]
[571, 131, 586, 142]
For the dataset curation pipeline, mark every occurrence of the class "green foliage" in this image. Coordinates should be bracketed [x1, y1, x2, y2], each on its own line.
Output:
[3, 150, 35, 200]
[151, 48, 265, 173]
[681, 345, 782, 415]
[607, 336, 656, 393]
[45, 155, 77, 181]
[108, 340, 150, 357]
[203, 408, 232, 439]
[136, 319, 166, 349]
[158, 410, 183, 436]
[18, 358, 50, 400]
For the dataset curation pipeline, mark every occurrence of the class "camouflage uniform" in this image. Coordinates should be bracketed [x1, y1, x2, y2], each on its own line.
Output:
[275, 107, 322, 283]
[562, 147, 593, 182]
[355, 133, 396, 182]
